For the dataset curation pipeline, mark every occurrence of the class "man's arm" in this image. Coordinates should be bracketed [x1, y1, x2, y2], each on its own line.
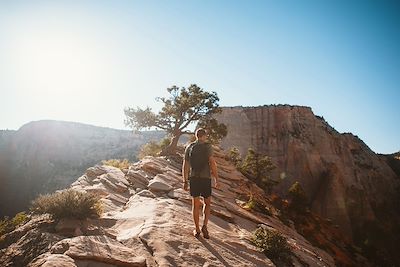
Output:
[182, 159, 190, 190]
[209, 156, 220, 188]
[182, 159, 190, 182]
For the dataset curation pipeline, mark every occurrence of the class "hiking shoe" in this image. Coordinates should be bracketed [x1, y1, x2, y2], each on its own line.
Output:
[193, 229, 201, 238]
[201, 225, 209, 239]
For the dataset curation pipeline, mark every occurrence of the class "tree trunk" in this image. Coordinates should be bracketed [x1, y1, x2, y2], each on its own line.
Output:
[160, 133, 181, 156]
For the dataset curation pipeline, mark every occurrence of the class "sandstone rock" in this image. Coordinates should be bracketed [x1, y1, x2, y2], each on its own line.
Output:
[0, 227, 62, 267]
[99, 175, 128, 193]
[167, 188, 190, 200]
[147, 178, 172, 192]
[86, 166, 107, 179]
[74, 259, 117, 267]
[50, 236, 146, 267]
[2, 148, 360, 266]
[55, 219, 82, 237]
[97, 167, 130, 194]
[126, 169, 151, 189]
[28, 253, 76, 267]
[103, 168, 130, 186]
[70, 176, 91, 188]
[135, 189, 156, 198]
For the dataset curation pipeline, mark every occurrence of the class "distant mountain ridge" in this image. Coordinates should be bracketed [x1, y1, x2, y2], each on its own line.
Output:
[0, 120, 165, 217]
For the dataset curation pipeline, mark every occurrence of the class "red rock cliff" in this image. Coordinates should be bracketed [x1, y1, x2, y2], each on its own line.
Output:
[215, 105, 399, 240]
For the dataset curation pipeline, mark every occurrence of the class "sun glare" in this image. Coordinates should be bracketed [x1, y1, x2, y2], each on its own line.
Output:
[12, 27, 110, 98]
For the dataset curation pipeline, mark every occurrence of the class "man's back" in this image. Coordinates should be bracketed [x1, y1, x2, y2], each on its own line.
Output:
[184, 141, 212, 179]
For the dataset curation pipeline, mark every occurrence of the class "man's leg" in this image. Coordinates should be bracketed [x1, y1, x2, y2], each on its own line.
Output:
[203, 196, 211, 226]
[201, 196, 211, 239]
[192, 197, 201, 234]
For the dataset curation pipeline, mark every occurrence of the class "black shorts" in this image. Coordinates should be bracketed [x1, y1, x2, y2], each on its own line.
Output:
[189, 178, 212, 198]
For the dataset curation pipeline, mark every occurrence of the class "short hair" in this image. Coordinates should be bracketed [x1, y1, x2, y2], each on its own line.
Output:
[195, 128, 207, 138]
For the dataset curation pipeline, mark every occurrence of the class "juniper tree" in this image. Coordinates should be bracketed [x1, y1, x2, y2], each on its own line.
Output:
[241, 148, 278, 193]
[124, 84, 226, 155]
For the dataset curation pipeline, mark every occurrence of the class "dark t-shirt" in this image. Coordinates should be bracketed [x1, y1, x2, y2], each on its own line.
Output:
[184, 141, 213, 179]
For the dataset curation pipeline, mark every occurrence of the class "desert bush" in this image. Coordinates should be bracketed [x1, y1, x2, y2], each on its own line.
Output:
[288, 181, 308, 213]
[243, 198, 259, 210]
[243, 198, 272, 216]
[228, 147, 278, 193]
[138, 137, 171, 159]
[102, 159, 131, 169]
[252, 226, 291, 263]
[30, 189, 101, 220]
[241, 148, 279, 193]
[0, 212, 29, 236]
[226, 146, 242, 167]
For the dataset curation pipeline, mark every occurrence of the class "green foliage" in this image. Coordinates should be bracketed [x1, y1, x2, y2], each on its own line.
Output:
[243, 197, 272, 216]
[226, 146, 242, 168]
[241, 148, 278, 193]
[11, 212, 28, 226]
[138, 137, 171, 159]
[244, 198, 258, 210]
[252, 226, 291, 263]
[288, 181, 308, 213]
[159, 136, 172, 149]
[197, 116, 227, 144]
[102, 159, 131, 169]
[138, 141, 161, 158]
[30, 189, 102, 220]
[0, 212, 29, 236]
[124, 84, 227, 153]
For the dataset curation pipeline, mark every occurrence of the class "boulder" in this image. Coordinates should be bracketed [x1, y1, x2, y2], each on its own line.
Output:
[28, 254, 76, 267]
[86, 166, 107, 179]
[147, 178, 172, 192]
[50, 236, 146, 267]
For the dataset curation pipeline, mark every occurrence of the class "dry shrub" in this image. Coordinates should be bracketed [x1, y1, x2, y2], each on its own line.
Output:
[252, 226, 292, 264]
[102, 159, 131, 169]
[31, 189, 101, 220]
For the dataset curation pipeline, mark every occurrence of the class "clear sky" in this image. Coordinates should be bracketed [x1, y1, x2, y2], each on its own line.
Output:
[0, 0, 399, 154]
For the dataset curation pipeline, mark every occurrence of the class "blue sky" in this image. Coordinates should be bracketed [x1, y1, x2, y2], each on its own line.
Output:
[0, 0, 399, 153]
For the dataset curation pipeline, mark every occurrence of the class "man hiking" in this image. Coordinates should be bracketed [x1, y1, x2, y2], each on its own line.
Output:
[182, 128, 220, 238]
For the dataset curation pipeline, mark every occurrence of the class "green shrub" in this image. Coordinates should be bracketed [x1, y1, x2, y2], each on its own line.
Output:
[0, 218, 10, 236]
[138, 141, 162, 158]
[138, 137, 171, 159]
[228, 147, 278, 193]
[30, 189, 102, 220]
[159, 137, 171, 149]
[0, 212, 29, 236]
[288, 181, 308, 213]
[102, 159, 131, 169]
[11, 212, 28, 226]
[240, 148, 278, 193]
[243, 195, 272, 215]
[226, 146, 242, 167]
[252, 226, 291, 263]
[244, 198, 258, 210]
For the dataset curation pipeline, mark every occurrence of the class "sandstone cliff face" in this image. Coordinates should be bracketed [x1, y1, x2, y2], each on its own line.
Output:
[0, 147, 342, 267]
[214, 106, 400, 241]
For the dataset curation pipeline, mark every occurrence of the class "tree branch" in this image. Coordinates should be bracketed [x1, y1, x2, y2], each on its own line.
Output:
[179, 106, 201, 130]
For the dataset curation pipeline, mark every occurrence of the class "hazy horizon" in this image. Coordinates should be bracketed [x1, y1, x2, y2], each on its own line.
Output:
[1, 1, 399, 154]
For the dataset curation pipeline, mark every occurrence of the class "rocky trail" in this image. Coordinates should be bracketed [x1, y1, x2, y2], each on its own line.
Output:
[1, 147, 335, 267]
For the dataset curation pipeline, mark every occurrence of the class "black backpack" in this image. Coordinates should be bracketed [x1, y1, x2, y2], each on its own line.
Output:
[189, 142, 209, 174]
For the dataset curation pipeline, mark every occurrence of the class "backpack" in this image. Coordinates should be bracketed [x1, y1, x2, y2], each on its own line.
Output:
[189, 142, 209, 174]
